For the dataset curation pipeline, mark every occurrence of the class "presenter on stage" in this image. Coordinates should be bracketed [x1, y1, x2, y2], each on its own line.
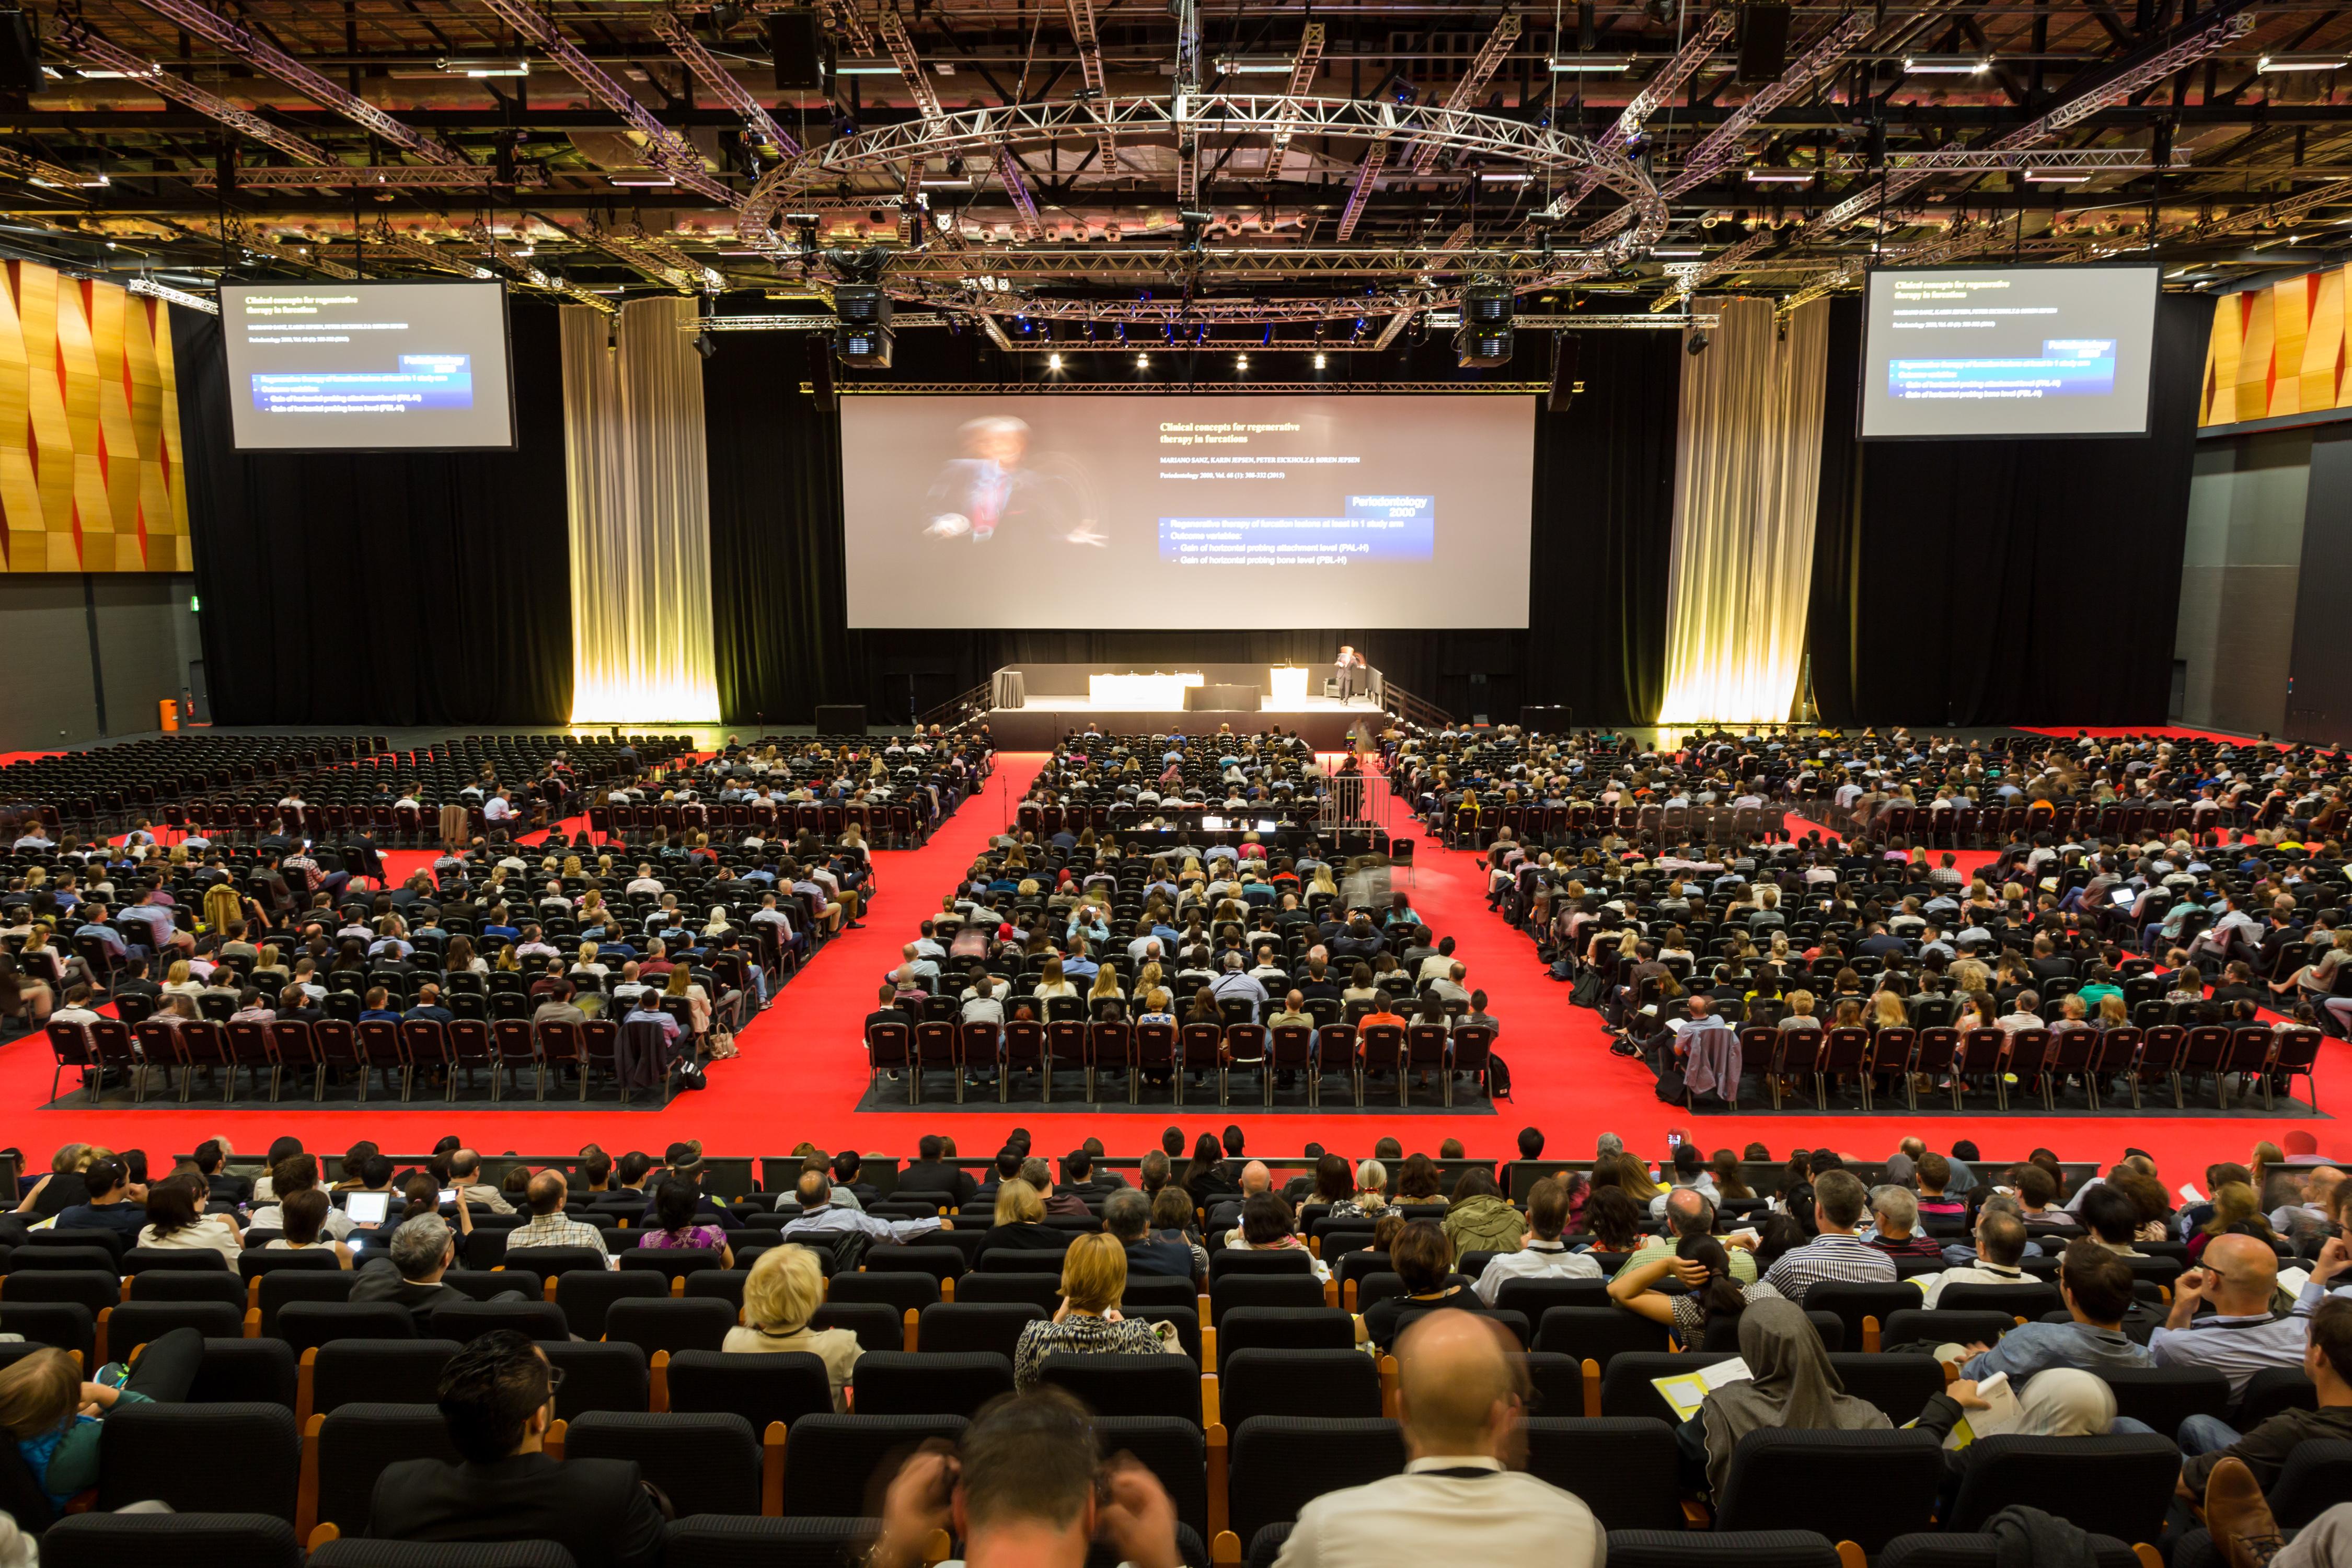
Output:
[919, 416, 1106, 551]
[1334, 645, 1368, 703]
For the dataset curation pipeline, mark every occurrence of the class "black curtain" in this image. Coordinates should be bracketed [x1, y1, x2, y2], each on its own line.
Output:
[704, 326, 1678, 727]
[1804, 290, 2214, 727]
[177, 301, 573, 725]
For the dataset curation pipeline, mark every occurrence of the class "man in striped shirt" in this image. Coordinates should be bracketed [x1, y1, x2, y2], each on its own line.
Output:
[1761, 1170, 1896, 1304]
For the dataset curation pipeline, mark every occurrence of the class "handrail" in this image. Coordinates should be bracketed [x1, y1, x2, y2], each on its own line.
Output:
[1381, 679, 1453, 732]
[917, 678, 993, 733]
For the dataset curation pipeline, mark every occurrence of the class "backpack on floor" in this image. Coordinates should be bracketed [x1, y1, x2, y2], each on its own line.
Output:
[1485, 1054, 1512, 1098]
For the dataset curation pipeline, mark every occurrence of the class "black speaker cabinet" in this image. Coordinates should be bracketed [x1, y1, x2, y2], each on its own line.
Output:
[768, 10, 830, 90]
[815, 704, 868, 734]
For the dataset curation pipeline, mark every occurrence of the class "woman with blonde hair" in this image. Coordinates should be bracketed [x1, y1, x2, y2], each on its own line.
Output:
[0, 1329, 207, 1514]
[721, 1245, 861, 1409]
[2189, 1180, 2276, 1264]
[162, 959, 203, 999]
[1010, 1232, 1178, 1392]
[1033, 956, 1075, 1001]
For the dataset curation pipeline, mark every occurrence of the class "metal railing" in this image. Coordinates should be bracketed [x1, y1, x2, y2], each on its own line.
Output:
[917, 679, 994, 734]
[1382, 679, 1454, 733]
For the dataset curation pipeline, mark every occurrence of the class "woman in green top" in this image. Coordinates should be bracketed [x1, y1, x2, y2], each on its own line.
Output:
[0, 1328, 207, 1511]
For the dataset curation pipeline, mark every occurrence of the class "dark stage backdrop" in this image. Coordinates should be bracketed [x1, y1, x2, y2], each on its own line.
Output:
[1805, 290, 2214, 728]
[176, 301, 573, 726]
[704, 325, 1678, 728]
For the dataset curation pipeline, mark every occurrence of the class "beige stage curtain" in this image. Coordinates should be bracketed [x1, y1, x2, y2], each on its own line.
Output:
[1657, 295, 1832, 724]
[560, 296, 721, 723]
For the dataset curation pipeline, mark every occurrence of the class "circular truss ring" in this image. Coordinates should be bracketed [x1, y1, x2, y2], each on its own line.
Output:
[737, 94, 1666, 321]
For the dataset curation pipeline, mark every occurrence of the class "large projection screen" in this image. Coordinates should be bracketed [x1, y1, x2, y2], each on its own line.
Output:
[220, 281, 516, 451]
[1860, 264, 2160, 440]
[841, 393, 1535, 628]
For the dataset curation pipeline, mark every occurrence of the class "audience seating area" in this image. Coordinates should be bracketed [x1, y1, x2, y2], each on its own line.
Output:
[1, 1131, 2336, 1566]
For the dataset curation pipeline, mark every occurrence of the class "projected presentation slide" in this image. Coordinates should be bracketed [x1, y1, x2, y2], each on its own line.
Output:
[1859, 264, 2160, 440]
[840, 393, 1534, 628]
[220, 281, 515, 451]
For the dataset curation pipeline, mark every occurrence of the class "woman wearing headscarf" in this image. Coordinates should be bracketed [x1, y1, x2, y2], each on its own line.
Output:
[1910, 1366, 2115, 1517]
[1689, 1298, 1892, 1497]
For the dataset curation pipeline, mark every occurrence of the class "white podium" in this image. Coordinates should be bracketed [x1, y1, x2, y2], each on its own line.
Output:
[1088, 672, 1203, 708]
[1268, 666, 1310, 705]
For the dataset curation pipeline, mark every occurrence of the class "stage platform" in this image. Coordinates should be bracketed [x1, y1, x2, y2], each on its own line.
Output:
[987, 695, 1378, 748]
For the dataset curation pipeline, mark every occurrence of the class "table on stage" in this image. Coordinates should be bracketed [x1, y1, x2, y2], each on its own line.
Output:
[1089, 672, 1204, 707]
[1268, 666, 1310, 705]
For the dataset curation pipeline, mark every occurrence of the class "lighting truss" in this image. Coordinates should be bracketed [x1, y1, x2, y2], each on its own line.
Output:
[863, 243, 1603, 281]
[1266, 24, 1325, 163]
[994, 147, 1046, 240]
[1538, 9, 1736, 225]
[351, 226, 493, 278]
[0, 144, 98, 190]
[811, 0, 875, 56]
[648, 8, 802, 159]
[127, 275, 217, 313]
[1655, 11, 1874, 200]
[1877, 147, 2188, 172]
[56, 23, 333, 168]
[475, 0, 739, 205]
[877, 5, 947, 123]
[1798, 11, 2252, 246]
[1063, 0, 1117, 163]
[626, 224, 728, 291]
[470, 221, 619, 314]
[740, 95, 1667, 292]
[2189, 176, 2352, 244]
[1371, 310, 1413, 349]
[1404, 10, 1521, 176]
[1664, 6, 2254, 306]
[180, 163, 549, 188]
[694, 310, 1708, 341]
[1334, 141, 1391, 243]
[129, 0, 466, 166]
[259, 237, 359, 278]
[575, 218, 719, 293]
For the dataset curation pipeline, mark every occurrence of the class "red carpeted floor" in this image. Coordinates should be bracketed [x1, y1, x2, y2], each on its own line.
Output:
[8, 754, 2347, 1172]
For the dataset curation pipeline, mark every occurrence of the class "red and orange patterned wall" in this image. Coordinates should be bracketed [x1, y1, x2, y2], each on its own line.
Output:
[2200, 266, 2352, 430]
[0, 260, 192, 572]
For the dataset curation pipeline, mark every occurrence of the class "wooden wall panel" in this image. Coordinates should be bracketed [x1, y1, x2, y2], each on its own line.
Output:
[2203, 266, 2352, 432]
[0, 260, 194, 570]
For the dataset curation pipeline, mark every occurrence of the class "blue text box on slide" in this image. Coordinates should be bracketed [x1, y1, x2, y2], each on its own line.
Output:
[1887, 339, 2117, 401]
[248, 353, 476, 416]
[1159, 495, 1435, 566]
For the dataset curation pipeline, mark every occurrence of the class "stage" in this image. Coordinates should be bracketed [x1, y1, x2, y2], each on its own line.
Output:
[984, 661, 1383, 747]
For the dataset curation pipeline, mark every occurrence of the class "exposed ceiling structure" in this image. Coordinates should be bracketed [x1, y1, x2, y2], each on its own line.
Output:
[3, 0, 2350, 346]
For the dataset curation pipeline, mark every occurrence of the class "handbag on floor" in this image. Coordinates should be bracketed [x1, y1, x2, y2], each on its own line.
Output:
[707, 1030, 739, 1059]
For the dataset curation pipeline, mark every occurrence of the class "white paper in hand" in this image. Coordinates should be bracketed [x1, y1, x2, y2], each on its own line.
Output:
[1650, 1358, 1752, 1423]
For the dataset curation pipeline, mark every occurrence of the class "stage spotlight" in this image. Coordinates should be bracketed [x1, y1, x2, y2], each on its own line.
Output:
[1314, 352, 1327, 368]
[1136, 352, 1150, 368]
[1047, 352, 1064, 371]
[1686, 329, 1711, 356]
[1236, 353, 1249, 371]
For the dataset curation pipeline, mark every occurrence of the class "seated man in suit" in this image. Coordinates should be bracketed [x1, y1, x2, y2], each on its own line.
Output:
[351, 1213, 527, 1329]
[371, 1330, 668, 1568]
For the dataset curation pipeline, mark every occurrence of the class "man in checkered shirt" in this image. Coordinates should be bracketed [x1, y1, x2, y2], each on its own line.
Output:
[1761, 1169, 1896, 1303]
[499, 1171, 611, 1265]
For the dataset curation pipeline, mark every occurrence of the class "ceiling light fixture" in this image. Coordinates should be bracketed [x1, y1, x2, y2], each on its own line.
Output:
[835, 57, 900, 74]
[1547, 55, 1637, 72]
[1744, 169, 1816, 185]
[1213, 54, 1293, 73]
[1651, 245, 1702, 256]
[1902, 54, 1992, 73]
[2258, 52, 2348, 71]
[1478, 171, 1533, 182]
[607, 172, 677, 187]
[2024, 169, 2093, 183]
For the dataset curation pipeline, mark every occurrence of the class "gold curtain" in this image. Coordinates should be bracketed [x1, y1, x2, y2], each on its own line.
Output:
[560, 297, 721, 723]
[1657, 296, 1832, 724]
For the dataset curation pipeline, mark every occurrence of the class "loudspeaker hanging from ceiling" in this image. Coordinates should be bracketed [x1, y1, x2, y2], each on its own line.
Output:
[0, 7, 42, 94]
[768, 8, 830, 91]
[1735, 0, 1791, 83]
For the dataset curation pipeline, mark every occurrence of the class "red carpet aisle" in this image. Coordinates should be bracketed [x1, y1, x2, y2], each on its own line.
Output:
[3, 751, 2344, 1173]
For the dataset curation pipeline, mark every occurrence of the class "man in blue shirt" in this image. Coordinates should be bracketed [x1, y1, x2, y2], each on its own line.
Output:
[403, 984, 455, 1027]
[74, 906, 130, 960]
[359, 986, 403, 1027]
[1954, 1240, 2153, 1381]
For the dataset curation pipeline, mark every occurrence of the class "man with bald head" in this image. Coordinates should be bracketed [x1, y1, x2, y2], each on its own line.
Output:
[2151, 1232, 2328, 1398]
[1274, 1310, 1604, 1566]
[501, 1169, 610, 1262]
[1209, 1160, 1272, 1233]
